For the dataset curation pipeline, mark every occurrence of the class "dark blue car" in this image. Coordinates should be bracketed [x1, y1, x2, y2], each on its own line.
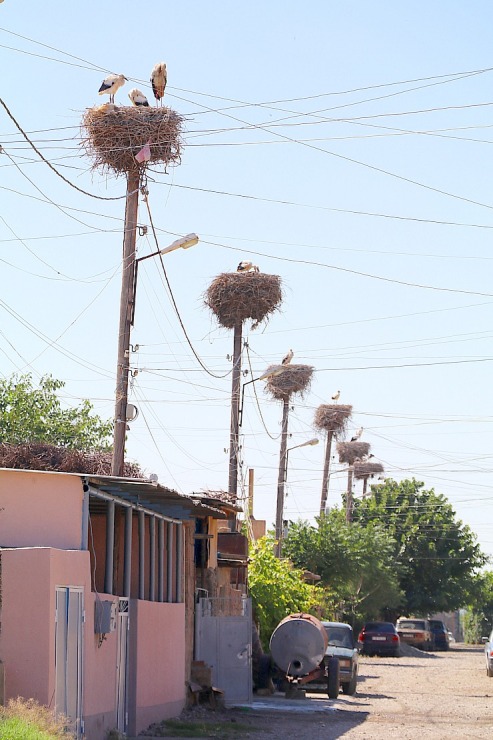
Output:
[429, 619, 450, 651]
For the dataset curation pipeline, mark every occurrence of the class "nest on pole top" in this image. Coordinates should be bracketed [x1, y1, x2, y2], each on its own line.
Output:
[264, 364, 314, 401]
[337, 441, 371, 465]
[314, 404, 352, 437]
[205, 272, 282, 330]
[81, 104, 184, 176]
[354, 461, 385, 479]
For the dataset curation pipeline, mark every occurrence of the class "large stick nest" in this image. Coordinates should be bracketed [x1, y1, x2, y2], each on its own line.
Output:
[314, 404, 352, 436]
[205, 272, 282, 330]
[337, 441, 371, 465]
[264, 363, 314, 400]
[0, 443, 143, 478]
[81, 104, 184, 176]
[354, 461, 385, 479]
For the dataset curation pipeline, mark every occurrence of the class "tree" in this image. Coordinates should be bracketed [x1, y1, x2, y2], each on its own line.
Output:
[353, 478, 486, 616]
[248, 536, 315, 649]
[283, 509, 403, 625]
[0, 374, 113, 451]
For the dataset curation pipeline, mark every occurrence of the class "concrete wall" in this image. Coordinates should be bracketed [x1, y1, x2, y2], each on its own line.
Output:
[0, 469, 83, 549]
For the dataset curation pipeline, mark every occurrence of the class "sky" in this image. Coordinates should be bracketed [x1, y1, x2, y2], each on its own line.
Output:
[1, 1, 493, 561]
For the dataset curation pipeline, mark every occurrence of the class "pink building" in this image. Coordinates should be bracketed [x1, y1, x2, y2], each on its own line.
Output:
[0, 468, 224, 739]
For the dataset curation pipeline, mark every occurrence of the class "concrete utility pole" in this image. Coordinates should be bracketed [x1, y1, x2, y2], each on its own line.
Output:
[320, 430, 334, 516]
[275, 398, 290, 557]
[346, 465, 354, 523]
[112, 170, 140, 477]
[228, 324, 243, 501]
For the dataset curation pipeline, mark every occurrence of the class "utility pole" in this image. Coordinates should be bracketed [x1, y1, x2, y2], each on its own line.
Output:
[346, 465, 354, 523]
[228, 323, 242, 503]
[112, 169, 140, 477]
[320, 430, 334, 516]
[275, 398, 290, 557]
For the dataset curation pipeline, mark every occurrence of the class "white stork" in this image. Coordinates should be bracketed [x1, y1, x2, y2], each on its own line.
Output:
[237, 260, 259, 273]
[331, 390, 341, 402]
[150, 62, 167, 106]
[282, 349, 294, 365]
[350, 427, 364, 442]
[98, 73, 127, 103]
[128, 88, 150, 107]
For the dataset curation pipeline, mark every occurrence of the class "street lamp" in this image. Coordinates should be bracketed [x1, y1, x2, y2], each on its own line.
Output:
[239, 366, 285, 427]
[275, 437, 319, 557]
[112, 233, 199, 476]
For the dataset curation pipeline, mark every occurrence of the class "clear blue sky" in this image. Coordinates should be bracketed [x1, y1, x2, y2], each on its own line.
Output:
[1, 1, 493, 560]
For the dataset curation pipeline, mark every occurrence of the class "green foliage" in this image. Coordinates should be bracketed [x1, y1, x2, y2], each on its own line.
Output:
[248, 536, 315, 649]
[353, 478, 486, 615]
[283, 509, 402, 625]
[464, 570, 493, 637]
[463, 608, 483, 644]
[0, 374, 113, 451]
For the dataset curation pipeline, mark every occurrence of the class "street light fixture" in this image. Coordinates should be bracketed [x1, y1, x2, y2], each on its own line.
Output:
[112, 233, 199, 476]
[275, 437, 319, 557]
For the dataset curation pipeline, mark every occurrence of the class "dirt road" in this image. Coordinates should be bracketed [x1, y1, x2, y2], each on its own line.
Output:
[139, 644, 493, 739]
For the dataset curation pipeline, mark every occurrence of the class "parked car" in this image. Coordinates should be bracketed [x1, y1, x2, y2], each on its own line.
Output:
[321, 621, 359, 696]
[484, 628, 493, 677]
[396, 617, 434, 651]
[358, 621, 400, 657]
[429, 619, 450, 651]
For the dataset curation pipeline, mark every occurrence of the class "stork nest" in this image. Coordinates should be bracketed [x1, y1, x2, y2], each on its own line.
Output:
[81, 104, 184, 176]
[314, 404, 352, 435]
[264, 363, 314, 400]
[354, 461, 385, 479]
[0, 443, 143, 478]
[337, 441, 371, 465]
[205, 272, 282, 330]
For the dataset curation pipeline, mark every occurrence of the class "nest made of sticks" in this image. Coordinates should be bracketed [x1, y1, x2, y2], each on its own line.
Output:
[0, 443, 143, 478]
[264, 363, 314, 400]
[337, 441, 371, 465]
[205, 272, 282, 330]
[81, 104, 184, 176]
[314, 404, 352, 436]
[354, 461, 385, 479]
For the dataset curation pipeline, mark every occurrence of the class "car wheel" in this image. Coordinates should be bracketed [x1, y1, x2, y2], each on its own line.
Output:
[327, 657, 340, 699]
[342, 671, 357, 696]
[487, 664, 493, 678]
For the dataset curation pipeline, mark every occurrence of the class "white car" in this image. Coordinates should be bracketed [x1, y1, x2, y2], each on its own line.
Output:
[484, 628, 493, 677]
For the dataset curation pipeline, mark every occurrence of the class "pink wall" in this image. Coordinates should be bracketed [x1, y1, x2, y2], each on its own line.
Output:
[0, 470, 83, 549]
[129, 601, 186, 735]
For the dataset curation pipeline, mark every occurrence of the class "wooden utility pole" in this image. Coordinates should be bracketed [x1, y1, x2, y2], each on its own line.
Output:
[112, 169, 140, 477]
[320, 430, 334, 516]
[346, 465, 354, 523]
[228, 323, 243, 503]
[275, 398, 290, 557]
[248, 468, 255, 518]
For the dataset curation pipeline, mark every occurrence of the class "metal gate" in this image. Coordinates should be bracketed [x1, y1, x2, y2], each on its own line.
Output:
[55, 587, 84, 739]
[195, 597, 252, 704]
[116, 597, 129, 733]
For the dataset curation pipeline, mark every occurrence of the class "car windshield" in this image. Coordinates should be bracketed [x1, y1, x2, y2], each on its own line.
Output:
[324, 626, 353, 648]
[429, 621, 445, 631]
[399, 620, 426, 630]
[365, 622, 395, 632]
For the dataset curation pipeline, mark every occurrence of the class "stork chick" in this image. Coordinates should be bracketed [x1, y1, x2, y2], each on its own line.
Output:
[151, 62, 167, 105]
[98, 73, 127, 103]
[237, 260, 260, 273]
[128, 88, 150, 107]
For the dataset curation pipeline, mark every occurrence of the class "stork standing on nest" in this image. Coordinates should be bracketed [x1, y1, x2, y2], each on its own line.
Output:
[128, 88, 149, 107]
[98, 73, 127, 103]
[237, 260, 259, 273]
[282, 349, 294, 365]
[331, 390, 341, 402]
[350, 427, 364, 442]
[151, 62, 167, 106]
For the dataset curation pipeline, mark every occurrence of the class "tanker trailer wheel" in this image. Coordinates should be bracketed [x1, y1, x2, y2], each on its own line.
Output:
[327, 657, 340, 699]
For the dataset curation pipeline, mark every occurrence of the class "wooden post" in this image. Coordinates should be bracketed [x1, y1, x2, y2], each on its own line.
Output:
[112, 168, 140, 477]
[228, 322, 242, 504]
[320, 430, 333, 516]
[275, 397, 290, 557]
[248, 468, 254, 518]
[362, 476, 368, 498]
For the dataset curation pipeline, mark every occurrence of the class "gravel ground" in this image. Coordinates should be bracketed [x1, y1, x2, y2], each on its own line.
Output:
[137, 644, 493, 739]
